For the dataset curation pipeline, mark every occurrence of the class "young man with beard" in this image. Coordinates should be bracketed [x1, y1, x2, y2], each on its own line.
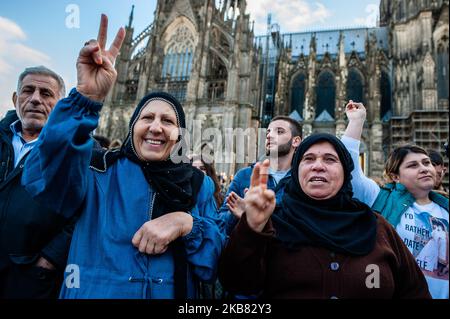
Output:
[218, 116, 302, 236]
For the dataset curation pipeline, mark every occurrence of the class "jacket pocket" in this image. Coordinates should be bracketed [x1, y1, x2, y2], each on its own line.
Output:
[4, 259, 61, 298]
[8, 253, 40, 265]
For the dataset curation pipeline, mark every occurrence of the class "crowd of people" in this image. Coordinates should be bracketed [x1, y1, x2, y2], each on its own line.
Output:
[0, 15, 448, 299]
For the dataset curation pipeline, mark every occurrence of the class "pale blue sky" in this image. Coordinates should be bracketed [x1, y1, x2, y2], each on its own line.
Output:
[0, 0, 379, 116]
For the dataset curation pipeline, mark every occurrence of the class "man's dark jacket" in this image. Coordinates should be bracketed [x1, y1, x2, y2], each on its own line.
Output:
[0, 110, 76, 298]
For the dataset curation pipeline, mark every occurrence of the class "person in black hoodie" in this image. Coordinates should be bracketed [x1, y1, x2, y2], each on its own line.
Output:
[0, 66, 76, 299]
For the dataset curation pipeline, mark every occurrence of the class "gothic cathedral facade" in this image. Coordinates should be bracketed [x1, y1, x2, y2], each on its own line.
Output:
[98, 0, 449, 179]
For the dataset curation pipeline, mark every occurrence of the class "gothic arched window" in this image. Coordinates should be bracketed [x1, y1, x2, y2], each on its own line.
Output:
[316, 70, 336, 119]
[162, 25, 195, 81]
[437, 43, 449, 102]
[380, 70, 392, 121]
[291, 73, 306, 115]
[347, 68, 364, 104]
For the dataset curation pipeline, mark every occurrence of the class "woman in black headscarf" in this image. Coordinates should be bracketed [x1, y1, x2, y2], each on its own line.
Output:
[218, 133, 431, 299]
[24, 89, 226, 299]
[23, 16, 226, 299]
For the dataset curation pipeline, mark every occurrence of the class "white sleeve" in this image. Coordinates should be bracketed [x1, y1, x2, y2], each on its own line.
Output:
[341, 136, 380, 207]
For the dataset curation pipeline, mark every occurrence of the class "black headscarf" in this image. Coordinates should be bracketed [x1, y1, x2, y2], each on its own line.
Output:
[271, 133, 377, 256]
[91, 92, 204, 298]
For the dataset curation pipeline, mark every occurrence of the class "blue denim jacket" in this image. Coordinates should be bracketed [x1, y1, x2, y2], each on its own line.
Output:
[372, 182, 449, 227]
[22, 89, 226, 299]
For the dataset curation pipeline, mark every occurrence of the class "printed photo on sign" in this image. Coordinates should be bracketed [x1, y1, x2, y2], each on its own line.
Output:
[415, 216, 449, 280]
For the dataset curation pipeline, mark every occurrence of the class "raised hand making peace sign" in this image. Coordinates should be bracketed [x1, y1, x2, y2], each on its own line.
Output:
[76, 14, 126, 102]
[244, 159, 276, 232]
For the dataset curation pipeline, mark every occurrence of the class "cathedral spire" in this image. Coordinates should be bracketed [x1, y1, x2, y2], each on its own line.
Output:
[338, 31, 345, 66]
[309, 33, 316, 53]
[128, 5, 135, 28]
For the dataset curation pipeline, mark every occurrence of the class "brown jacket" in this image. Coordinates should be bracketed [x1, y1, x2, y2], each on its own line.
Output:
[218, 213, 431, 299]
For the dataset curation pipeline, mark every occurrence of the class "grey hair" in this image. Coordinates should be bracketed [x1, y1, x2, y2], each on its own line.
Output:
[17, 66, 66, 98]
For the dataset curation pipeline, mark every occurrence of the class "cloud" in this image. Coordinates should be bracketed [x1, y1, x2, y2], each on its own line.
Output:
[0, 17, 26, 40]
[353, 17, 367, 26]
[0, 16, 50, 117]
[353, 4, 379, 27]
[246, 0, 332, 35]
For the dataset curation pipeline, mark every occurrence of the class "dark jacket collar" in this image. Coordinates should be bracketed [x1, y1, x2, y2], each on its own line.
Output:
[0, 110, 18, 133]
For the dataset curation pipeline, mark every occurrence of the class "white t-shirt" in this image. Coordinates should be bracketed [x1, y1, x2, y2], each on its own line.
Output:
[396, 202, 449, 299]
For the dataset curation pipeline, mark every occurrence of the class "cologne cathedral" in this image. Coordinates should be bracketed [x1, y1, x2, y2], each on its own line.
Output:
[98, 0, 449, 179]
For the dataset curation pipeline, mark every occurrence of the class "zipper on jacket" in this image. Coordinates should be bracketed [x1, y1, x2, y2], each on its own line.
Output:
[2, 146, 12, 181]
[1, 132, 21, 182]
[141, 190, 156, 299]
[148, 192, 156, 221]
[2, 154, 10, 181]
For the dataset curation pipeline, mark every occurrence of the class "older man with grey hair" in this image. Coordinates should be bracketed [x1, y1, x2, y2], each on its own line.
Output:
[0, 66, 75, 298]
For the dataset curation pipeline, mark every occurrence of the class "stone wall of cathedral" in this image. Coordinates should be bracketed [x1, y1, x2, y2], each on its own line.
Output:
[265, 27, 389, 177]
[99, 0, 262, 178]
[382, 0, 448, 172]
